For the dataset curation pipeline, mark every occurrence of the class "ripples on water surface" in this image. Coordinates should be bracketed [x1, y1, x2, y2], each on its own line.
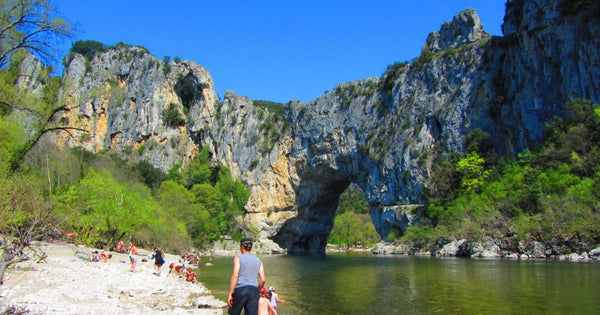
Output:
[198, 253, 600, 314]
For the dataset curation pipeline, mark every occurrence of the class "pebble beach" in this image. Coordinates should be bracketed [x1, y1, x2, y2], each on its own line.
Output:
[0, 242, 226, 314]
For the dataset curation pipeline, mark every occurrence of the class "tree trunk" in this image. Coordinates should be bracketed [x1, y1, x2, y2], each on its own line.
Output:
[0, 261, 9, 285]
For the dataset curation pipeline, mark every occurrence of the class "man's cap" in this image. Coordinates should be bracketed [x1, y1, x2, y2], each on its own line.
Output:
[240, 237, 253, 245]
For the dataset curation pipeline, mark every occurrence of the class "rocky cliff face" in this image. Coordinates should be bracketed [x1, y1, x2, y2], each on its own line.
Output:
[49, 0, 599, 254]
[53, 45, 218, 170]
[472, 0, 600, 153]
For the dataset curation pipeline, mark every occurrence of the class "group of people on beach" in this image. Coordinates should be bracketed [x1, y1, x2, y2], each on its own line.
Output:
[166, 259, 197, 283]
[89, 250, 111, 262]
[121, 242, 199, 284]
[227, 238, 285, 315]
[114, 238, 287, 314]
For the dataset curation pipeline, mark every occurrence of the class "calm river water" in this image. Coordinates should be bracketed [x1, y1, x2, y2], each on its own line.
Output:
[197, 253, 599, 314]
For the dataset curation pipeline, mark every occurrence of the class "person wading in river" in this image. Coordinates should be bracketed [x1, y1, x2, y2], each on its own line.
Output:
[227, 238, 266, 315]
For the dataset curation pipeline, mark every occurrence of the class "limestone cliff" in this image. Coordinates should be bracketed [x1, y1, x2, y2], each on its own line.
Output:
[48, 0, 599, 254]
[53, 45, 218, 169]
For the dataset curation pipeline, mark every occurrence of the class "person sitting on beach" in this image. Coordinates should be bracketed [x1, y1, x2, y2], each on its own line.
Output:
[168, 260, 185, 279]
[90, 251, 100, 262]
[65, 232, 76, 243]
[185, 267, 197, 283]
[114, 241, 125, 252]
[259, 287, 277, 315]
[100, 251, 108, 262]
[195, 253, 202, 263]
[128, 243, 138, 272]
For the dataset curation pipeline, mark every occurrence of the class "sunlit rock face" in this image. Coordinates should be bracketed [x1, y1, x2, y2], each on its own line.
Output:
[53, 46, 218, 171]
[48, 0, 599, 254]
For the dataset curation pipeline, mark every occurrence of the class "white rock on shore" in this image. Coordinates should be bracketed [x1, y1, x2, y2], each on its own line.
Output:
[0, 242, 226, 314]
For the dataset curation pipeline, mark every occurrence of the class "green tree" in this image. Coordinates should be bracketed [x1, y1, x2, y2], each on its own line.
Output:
[162, 55, 171, 75]
[134, 159, 167, 193]
[329, 212, 362, 247]
[427, 153, 460, 207]
[167, 161, 183, 183]
[156, 180, 215, 247]
[456, 152, 490, 193]
[64, 40, 105, 65]
[162, 102, 185, 127]
[336, 187, 369, 215]
[55, 169, 159, 247]
[183, 147, 212, 187]
[466, 128, 496, 167]
[190, 183, 219, 241]
[214, 166, 250, 237]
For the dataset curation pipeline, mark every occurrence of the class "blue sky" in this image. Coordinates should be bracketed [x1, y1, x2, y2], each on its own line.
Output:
[55, 1, 507, 103]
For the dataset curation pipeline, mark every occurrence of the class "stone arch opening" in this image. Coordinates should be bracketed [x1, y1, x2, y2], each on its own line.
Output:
[267, 158, 380, 255]
[267, 158, 425, 255]
[272, 175, 351, 255]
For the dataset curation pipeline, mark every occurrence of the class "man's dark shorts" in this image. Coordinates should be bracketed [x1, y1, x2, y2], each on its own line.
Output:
[229, 285, 258, 315]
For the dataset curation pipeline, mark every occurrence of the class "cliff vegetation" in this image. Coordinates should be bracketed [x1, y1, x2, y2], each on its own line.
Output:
[397, 99, 600, 253]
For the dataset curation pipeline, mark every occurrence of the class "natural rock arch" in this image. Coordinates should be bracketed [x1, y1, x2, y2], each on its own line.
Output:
[272, 173, 353, 255]
[268, 161, 421, 255]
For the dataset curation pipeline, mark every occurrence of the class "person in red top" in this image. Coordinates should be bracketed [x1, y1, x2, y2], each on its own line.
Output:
[258, 287, 277, 315]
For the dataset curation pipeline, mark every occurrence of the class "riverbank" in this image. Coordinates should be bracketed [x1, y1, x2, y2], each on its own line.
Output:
[0, 242, 226, 314]
[371, 239, 600, 262]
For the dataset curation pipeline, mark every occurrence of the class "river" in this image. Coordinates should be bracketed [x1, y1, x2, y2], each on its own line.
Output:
[197, 253, 600, 314]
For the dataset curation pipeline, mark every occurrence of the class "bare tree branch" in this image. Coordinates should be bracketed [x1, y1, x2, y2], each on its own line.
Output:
[0, 0, 72, 67]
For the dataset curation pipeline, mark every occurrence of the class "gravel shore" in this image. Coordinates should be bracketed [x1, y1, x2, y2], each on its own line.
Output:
[0, 242, 226, 314]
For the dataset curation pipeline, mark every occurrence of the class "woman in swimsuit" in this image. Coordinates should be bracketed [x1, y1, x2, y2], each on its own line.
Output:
[128, 243, 138, 272]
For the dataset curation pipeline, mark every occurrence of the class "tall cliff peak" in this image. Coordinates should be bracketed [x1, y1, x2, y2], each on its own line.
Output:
[425, 8, 490, 52]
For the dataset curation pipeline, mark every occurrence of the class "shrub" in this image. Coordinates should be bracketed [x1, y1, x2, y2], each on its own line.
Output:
[380, 61, 408, 92]
[411, 46, 435, 71]
[162, 102, 185, 127]
[65, 40, 106, 66]
[162, 56, 171, 76]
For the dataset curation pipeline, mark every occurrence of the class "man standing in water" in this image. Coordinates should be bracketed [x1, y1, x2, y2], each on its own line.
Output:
[228, 238, 266, 315]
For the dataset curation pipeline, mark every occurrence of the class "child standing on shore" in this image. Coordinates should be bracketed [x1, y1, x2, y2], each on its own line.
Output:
[268, 286, 285, 312]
